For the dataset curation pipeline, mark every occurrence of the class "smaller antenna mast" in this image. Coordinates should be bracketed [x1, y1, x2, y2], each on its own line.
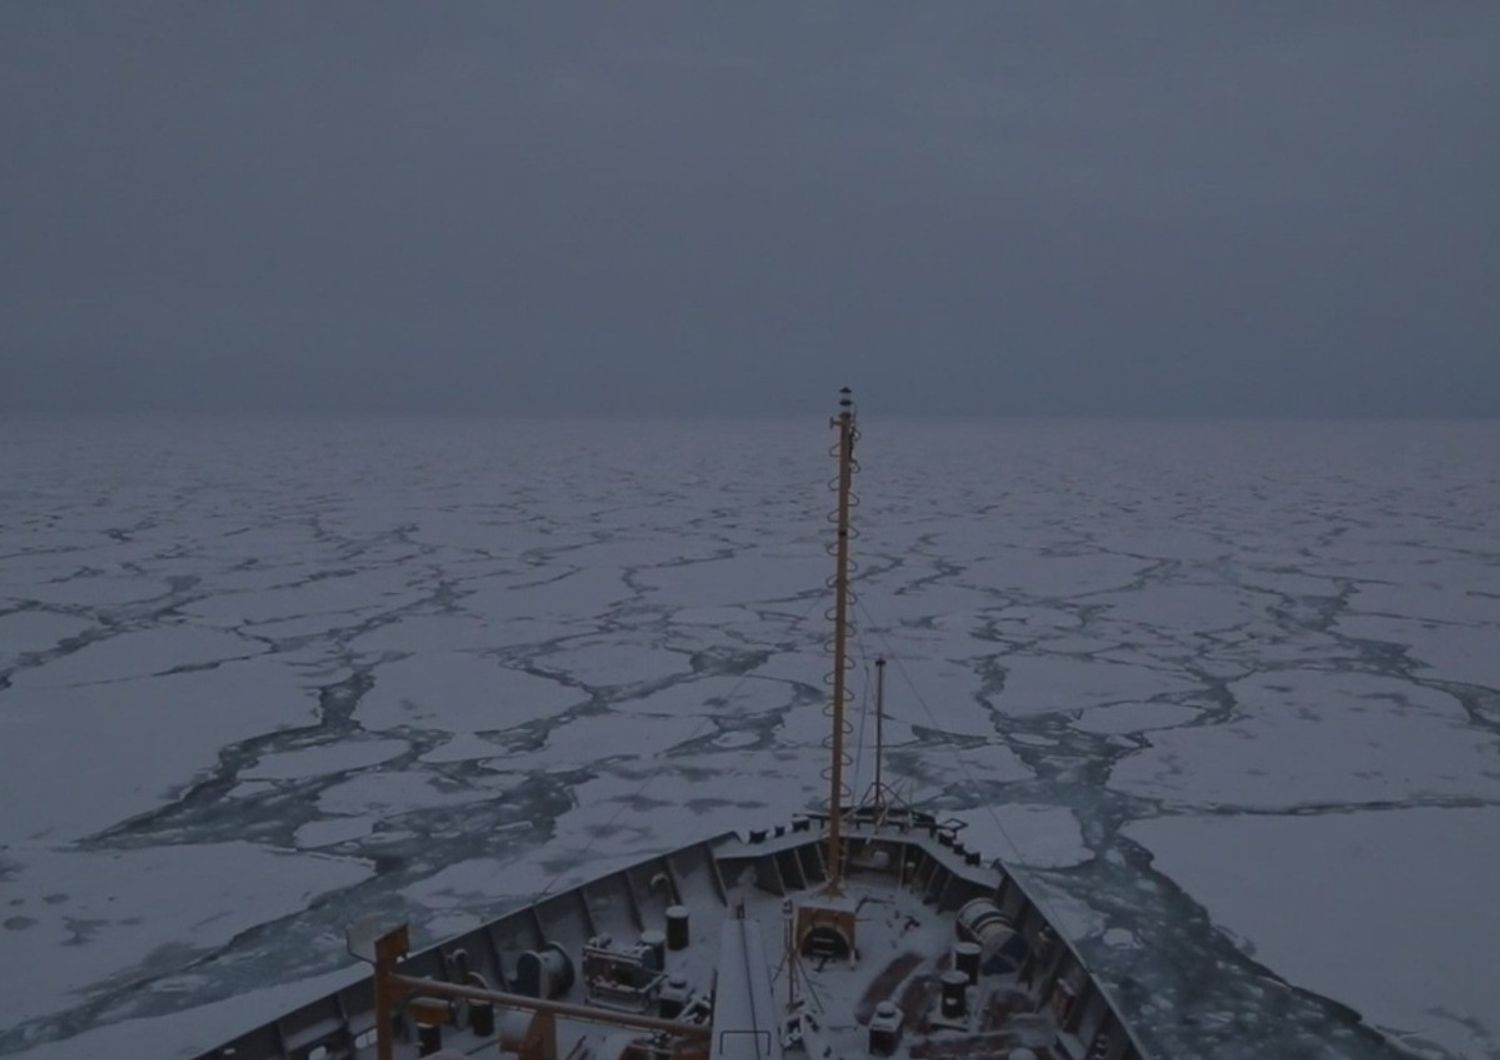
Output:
[873, 656, 886, 808]
[859, 653, 910, 827]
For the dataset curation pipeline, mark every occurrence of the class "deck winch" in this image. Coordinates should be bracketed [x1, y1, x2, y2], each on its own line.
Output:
[955, 897, 1026, 974]
[582, 934, 667, 1010]
[515, 943, 574, 999]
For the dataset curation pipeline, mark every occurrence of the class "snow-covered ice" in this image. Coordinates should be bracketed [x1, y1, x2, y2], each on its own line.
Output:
[0, 843, 369, 1033]
[245, 739, 408, 780]
[9, 626, 260, 689]
[1, 416, 1497, 1060]
[0, 611, 94, 659]
[357, 651, 582, 734]
[1109, 670, 1500, 809]
[996, 654, 1198, 718]
[948, 804, 1091, 869]
[1126, 808, 1500, 1058]
[0, 660, 322, 844]
[1073, 701, 1201, 734]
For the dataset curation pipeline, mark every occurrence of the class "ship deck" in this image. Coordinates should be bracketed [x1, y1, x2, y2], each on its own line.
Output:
[199, 811, 1145, 1060]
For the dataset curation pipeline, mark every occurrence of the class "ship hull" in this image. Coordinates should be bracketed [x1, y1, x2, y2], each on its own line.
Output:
[197, 806, 1149, 1060]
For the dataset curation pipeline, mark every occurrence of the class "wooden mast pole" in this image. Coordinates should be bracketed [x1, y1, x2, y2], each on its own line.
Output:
[826, 387, 856, 895]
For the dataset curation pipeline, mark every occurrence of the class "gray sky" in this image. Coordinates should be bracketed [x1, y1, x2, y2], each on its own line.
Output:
[3, 4, 1497, 417]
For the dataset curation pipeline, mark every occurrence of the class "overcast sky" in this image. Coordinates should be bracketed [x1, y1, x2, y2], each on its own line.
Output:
[3, 4, 1497, 417]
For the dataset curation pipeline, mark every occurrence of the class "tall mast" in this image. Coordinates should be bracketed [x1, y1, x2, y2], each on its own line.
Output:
[825, 387, 857, 895]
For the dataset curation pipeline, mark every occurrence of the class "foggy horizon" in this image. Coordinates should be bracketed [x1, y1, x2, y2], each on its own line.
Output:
[4, 4, 1498, 418]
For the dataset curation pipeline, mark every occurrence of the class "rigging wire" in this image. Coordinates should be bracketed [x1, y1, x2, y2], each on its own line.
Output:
[848, 656, 873, 798]
[846, 605, 884, 800]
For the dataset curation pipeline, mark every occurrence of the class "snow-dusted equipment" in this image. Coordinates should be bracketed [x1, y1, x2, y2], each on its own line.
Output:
[195, 390, 1150, 1060]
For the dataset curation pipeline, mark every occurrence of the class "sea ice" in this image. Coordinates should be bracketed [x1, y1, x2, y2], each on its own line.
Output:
[458, 565, 636, 622]
[1126, 807, 1500, 1059]
[948, 804, 1090, 869]
[1334, 613, 1500, 691]
[10, 965, 364, 1060]
[1073, 702, 1201, 735]
[956, 550, 1151, 599]
[348, 614, 514, 654]
[4, 417, 1497, 1060]
[9, 625, 260, 688]
[180, 566, 422, 626]
[0, 610, 94, 659]
[1089, 583, 1271, 635]
[315, 769, 506, 818]
[2, 575, 168, 608]
[611, 675, 781, 717]
[531, 638, 691, 689]
[0, 843, 369, 1031]
[522, 711, 710, 768]
[632, 548, 831, 606]
[0, 659, 321, 844]
[357, 651, 582, 735]
[1109, 670, 1500, 808]
[996, 654, 1198, 718]
[292, 816, 377, 848]
[244, 739, 408, 780]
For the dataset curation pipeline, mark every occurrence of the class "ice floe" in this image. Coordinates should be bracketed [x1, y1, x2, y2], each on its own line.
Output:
[10, 626, 261, 688]
[1073, 702, 1201, 734]
[245, 739, 408, 780]
[1126, 807, 1500, 1059]
[0, 843, 369, 1031]
[358, 651, 582, 734]
[1110, 670, 1500, 809]
[0, 659, 321, 844]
